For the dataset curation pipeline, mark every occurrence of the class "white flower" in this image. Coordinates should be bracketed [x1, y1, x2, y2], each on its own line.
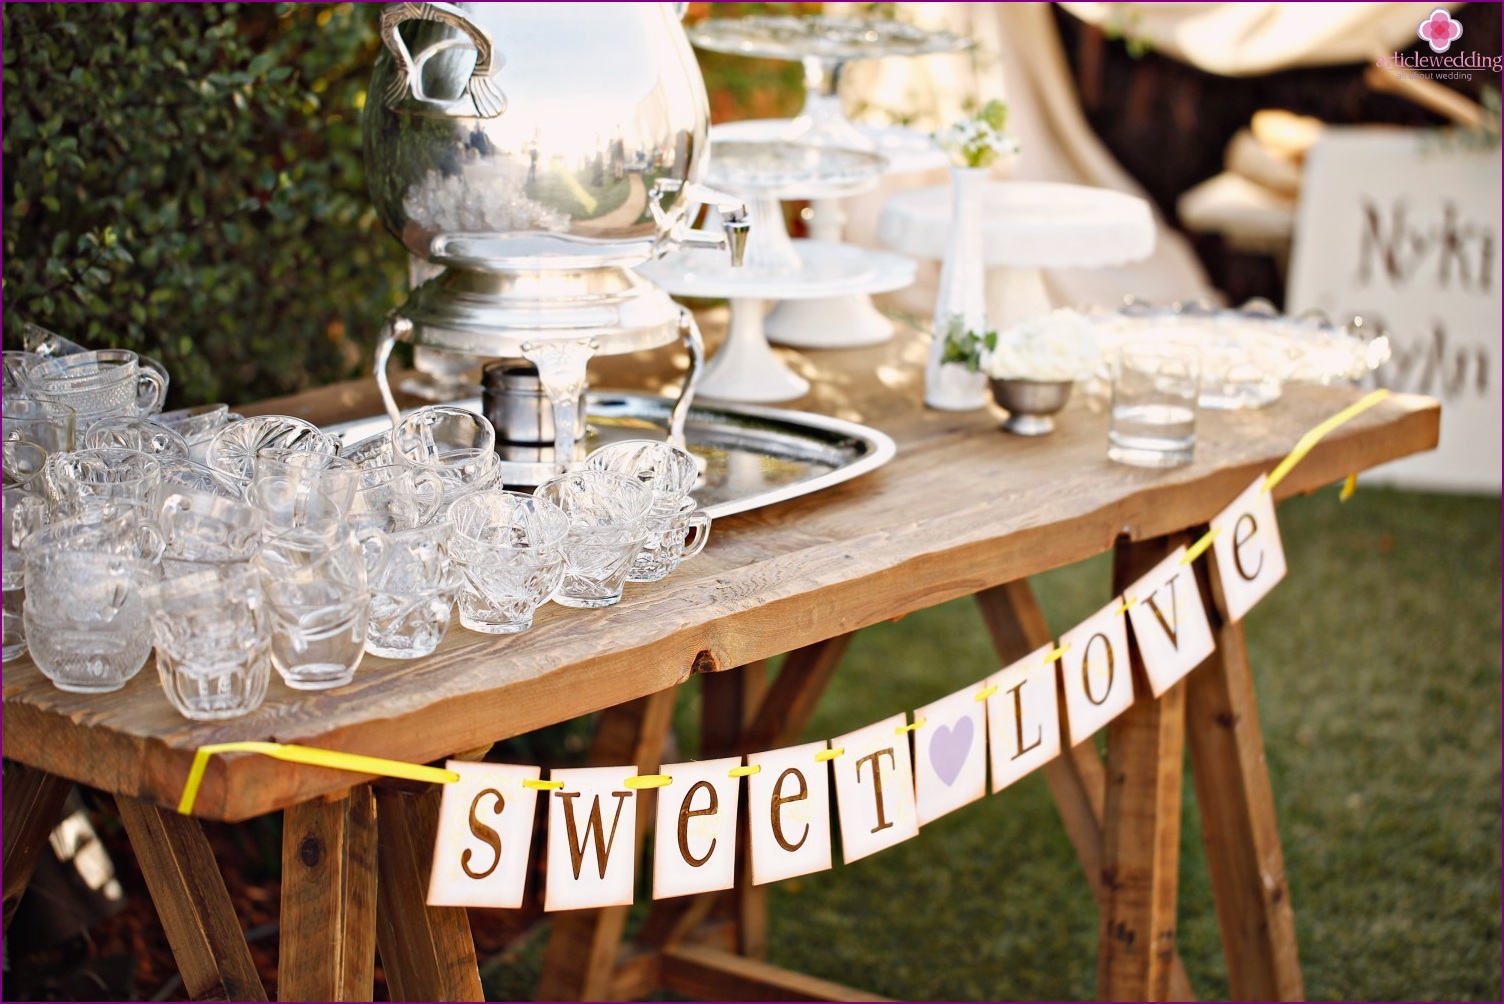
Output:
[934, 100, 1020, 169]
[983, 309, 1101, 382]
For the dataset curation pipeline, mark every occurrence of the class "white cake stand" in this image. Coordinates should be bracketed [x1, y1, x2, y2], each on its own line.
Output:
[707, 120, 950, 351]
[690, 15, 970, 350]
[877, 181, 1155, 331]
[638, 240, 915, 403]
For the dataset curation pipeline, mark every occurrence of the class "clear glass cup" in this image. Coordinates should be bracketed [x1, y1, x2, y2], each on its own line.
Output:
[364, 523, 461, 659]
[628, 494, 711, 583]
[252, 449, 363, 514]
[423, 448, 503, 518]
[2, 440, 50, 492]
[1108, 341, 1202, 468]
[392, 405, 496, 465]
[3, 397, 78, 455]
[536, 470, 654, 609]
[23, 348, 167, 432]
[245, 477, 354, 534]
[23, 549, 157, 692]
[339, 429, 398, 469]
[155, 459, 245, 503]
[3, 484, 49, 661]
[47, 447, 162, 514]
[3, 350, 41, 394]
[448, 491, 569, 634]
[84, 416, 190, 462]
[155, 402, 230, 438]
[255, 520, 374, 690]
[25, 501, 165, 563]
[204, 414, 339, 488]
[156, 488, 264, 564]
[156, 404, 239, 466]
[349, 463, 447, 534]
[146, 559, 271, 720]
[585, 439, 701, 496]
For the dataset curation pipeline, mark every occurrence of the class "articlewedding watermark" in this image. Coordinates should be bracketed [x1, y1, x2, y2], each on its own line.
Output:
[1374, 8, 1502, 80]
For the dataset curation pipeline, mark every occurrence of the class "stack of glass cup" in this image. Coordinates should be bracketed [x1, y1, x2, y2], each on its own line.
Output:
[4, 334, 713, 723]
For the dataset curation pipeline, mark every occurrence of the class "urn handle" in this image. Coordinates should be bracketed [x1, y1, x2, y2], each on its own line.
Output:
[379, 2, 506, 118]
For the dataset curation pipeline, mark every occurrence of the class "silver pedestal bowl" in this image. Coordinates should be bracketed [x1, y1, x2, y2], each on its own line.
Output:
[989, 378, 1074, 436]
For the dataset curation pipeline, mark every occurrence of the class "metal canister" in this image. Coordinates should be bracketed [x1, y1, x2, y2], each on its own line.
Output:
[481, 361, 587, 446]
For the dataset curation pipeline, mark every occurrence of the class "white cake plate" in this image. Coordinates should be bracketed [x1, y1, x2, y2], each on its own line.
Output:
[709, 120, 950, 351]
[877, 180, 1155, 331]
[638, 240, 915, 403]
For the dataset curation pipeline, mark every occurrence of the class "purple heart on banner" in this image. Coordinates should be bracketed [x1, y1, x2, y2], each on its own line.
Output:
[928, 715, 974, 786]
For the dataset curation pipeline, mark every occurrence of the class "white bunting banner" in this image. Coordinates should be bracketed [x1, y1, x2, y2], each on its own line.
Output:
[427, 761, 541, 909]
[544, 766, 639, 912]
[747, 741, 833, 885]
[1125, 546, 1217, 696]
[913, 685, 988, 826]
[986, 645, 1062, 794]
[652, 757, 742, 900]
[1059, 600, 1135, 746]
[1210, 476, 1289, 622]
[831, 715, 920, 863]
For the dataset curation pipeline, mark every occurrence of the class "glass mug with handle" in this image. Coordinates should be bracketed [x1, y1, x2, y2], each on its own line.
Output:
[146, 559, 272, 720]
[535, 470, 654, 609]
[23, 547, 158, 693]
[448, 491, 570, 635]
[255, 519, 378, 690]
[23, 348, 167, 432]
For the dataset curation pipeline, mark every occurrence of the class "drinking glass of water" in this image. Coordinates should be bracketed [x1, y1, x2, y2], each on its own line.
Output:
[1108, 341, 1201, 468]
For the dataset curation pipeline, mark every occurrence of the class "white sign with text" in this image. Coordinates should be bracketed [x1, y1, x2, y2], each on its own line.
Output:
[1289, 127, 1501, 493]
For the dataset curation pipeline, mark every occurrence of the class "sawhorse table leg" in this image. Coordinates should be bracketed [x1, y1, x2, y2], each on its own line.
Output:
[280, 787, 379, 1001]
[114, 795, 268, 1002]
[538, 686, 680, 1002]
[2, 760, 72, 933]
[977, 577, 1198, 1002]
[1188, 545, 1304, 1000]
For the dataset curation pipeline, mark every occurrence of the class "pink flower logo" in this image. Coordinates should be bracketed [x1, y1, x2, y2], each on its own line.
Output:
[1417, 8, 1463, 53]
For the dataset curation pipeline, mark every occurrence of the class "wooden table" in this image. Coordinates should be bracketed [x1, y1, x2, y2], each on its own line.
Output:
[2, 320, 1438, 1001]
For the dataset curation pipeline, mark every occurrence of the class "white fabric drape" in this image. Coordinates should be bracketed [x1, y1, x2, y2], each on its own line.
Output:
[1057, 2, 1462, 77]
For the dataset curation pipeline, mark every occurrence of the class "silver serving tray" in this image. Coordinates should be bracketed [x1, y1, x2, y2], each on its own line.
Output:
[322, 393, 896, 520]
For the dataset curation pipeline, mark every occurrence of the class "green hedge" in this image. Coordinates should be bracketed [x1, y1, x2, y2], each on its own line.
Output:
[1, 2, 407, 407]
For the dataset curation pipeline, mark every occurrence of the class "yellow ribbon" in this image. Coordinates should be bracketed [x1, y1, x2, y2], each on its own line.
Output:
[1262, 389, 1391, 496]
[728, 764, 761, 778]
[177, 741, 459, 816]
[974, 684, 1000, 702]
[1114, 595, 1139, 614]
[1340, 473, 1359, 501]
[1180, 528, 1221, 566]
[815, 747, 845, 762]
[624, 774, 672, 790]
[896, 718, 927, 735]
[1043, 644, 1071, 664]
[523, 779, 565, 791]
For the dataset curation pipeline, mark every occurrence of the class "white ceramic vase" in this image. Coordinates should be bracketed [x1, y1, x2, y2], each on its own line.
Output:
[925, 165, 992, 411]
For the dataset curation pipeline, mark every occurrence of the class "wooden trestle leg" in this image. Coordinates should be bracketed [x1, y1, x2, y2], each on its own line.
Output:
[1189, 541, 1304, 1001]
[537, 686, 679, 1002]
[374, 783, 485, 1002]
[115, 795, 267, 1002]
[280, 786, 379, 1001]
[1096, 534, 1190, 1001]
[2, 761, 72, 933]
[977, 577, 1196, 1001]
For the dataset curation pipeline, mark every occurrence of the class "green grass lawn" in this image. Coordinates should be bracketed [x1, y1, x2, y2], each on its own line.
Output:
[482, 487, 1501, 1001]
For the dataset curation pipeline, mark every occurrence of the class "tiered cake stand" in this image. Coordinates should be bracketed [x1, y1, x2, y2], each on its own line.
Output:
[687, 15, 969, 348]
[877, 181, 1156, 332]
[638, 142, 914, 403]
